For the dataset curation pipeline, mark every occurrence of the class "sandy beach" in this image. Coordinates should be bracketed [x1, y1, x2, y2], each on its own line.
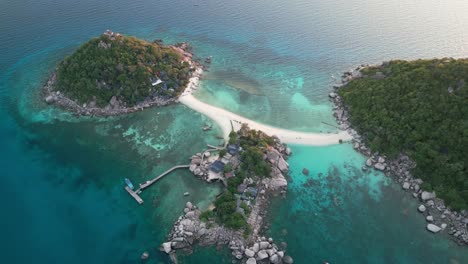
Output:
[179, 69, 351, 146]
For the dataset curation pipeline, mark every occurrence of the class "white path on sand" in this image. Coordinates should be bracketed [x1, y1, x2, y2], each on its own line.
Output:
[179, 68, 351, 146]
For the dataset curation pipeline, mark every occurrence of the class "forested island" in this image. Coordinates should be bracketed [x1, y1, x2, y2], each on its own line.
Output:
[44, 30, 195, 115]
[339, 59, 467, 209]
[331, 58, 468, 245]
[160, 125, 294, 264]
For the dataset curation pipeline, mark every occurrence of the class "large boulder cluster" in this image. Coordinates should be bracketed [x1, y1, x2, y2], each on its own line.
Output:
[161, 202, 294, 264]
[266, 148, 289, 174]
[160, 202, 239, 255]
[160, 202, 206, 254]
[263, 147, 289, 191]
[331, 65, 468, 246]
[233, 236, 293, 264]
[189, 152, 211, 180]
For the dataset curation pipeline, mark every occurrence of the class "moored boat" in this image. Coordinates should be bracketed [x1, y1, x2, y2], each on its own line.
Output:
[125, 178, 134, 190]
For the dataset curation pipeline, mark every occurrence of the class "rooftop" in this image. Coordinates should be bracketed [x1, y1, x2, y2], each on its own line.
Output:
[227, 144, 240, 155]
[210, 160, 225, 173]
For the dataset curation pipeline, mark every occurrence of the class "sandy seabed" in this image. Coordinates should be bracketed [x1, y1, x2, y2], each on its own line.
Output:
[179, 68, 351, 146]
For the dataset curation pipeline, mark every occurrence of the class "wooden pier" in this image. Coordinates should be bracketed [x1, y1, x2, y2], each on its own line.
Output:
[125, 165, 190, 204]
[207, 144, 224, 150]
[125, 186, 143, 204]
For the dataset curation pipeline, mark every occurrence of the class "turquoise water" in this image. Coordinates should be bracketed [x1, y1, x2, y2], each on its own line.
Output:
[1, 0, 468, 263]
[267, 145, 468, 263]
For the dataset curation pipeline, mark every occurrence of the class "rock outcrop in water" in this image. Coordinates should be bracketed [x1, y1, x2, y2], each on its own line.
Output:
[43, 30, 200, 116]
[160, 202, 293, 264]
[161, 125, 293, 263]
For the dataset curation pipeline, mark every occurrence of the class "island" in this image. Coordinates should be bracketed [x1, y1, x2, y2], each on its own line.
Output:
[43, 30, 196, 115]
[42, 31, 351, 146]
[160, 124, 294, 264]
[330, 58, 468, 245]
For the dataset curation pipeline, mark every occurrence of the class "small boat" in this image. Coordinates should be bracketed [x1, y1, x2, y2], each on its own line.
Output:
[202, 124, 212, 131]
[125, 178, 135, 190]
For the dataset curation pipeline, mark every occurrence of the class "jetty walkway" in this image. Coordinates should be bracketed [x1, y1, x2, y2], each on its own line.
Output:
[124, 165, 190, 204]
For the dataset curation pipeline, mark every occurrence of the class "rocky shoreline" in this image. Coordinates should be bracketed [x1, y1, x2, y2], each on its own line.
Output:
[161, 201, 293, 264]
[330, 64, 468, 246]
[42, 42, 202, 117]
[43, 72, 177, 116]
[159, 132, 294, 263]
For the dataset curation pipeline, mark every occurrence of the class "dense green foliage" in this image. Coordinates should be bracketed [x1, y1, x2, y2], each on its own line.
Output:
[219, 149, 226, 158]
[211, 157, 248, 230]
[239, 147, 272, 177]
[55, 34, 190, 106]
[214, 192, 249, 230]
[227, 170, 246, 194]
[239, 128, 275, 148]
[223, 164, 232, 173]
[238, 127, 274, 178]
[228, 131, 237, 145]
[240, 202, 251, 215]
[339, 59, 468, 209]
[210, 127, 277, 231]
[199, 210, 215, 223]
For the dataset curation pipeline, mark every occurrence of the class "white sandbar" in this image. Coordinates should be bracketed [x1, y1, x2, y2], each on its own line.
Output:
[179, 68, 351, 146]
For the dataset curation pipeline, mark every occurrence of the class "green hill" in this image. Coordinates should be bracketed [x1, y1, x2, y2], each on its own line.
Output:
[54, 31, 191, 107]
[339, 59, 468, 209]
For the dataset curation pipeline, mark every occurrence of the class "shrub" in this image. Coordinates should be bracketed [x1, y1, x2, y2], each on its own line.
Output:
[219, 149, 227, 158]
[199, 210, 215, 223]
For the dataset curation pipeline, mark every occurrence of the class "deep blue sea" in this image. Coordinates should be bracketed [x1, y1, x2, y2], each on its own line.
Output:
[1, 0, 468, 263]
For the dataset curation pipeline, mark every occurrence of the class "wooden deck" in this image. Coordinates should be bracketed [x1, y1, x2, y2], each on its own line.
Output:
[125, 165, 190, 205]
[207, 144, 225, 150]
[125, 186, 143, 204]
[136, 165, 190, 192]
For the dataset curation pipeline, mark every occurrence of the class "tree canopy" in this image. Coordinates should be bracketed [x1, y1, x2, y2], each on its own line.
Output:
[55, 33, 190, 107]
[339, 58, 468, 209]
[208, 126, 277, 232]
